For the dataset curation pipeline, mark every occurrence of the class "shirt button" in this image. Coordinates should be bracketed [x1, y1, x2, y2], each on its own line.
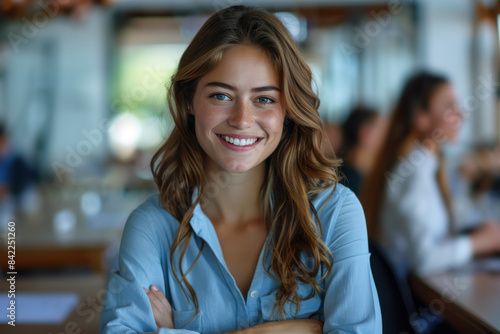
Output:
[250, 290, 259, 299]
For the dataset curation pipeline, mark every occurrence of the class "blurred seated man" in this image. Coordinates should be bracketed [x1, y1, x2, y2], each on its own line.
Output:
[338, 106, 386, 196]
[0, 123, 37, 209]
[454, 144, 500, 226]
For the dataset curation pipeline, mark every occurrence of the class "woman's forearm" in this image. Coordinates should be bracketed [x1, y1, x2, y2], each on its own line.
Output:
[226, 319, 323, 334]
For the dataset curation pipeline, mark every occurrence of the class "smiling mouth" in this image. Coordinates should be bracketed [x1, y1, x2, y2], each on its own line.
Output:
[217, 134, 263, 146]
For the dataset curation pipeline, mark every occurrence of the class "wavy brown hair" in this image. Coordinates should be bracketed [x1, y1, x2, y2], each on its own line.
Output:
[151, 5, 340, 321]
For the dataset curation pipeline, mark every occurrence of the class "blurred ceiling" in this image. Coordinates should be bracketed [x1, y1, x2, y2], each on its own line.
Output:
[0, 0, 394, 20]
[1, 0, 111, 19]
[2, 0, 500, 22]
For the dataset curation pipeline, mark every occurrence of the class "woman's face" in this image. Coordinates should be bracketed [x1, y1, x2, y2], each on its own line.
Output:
[191, 44, 286, 173]
[423, 83, 463, 142]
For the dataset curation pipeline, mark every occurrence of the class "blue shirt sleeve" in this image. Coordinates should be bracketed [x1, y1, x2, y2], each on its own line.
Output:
[99, 204, 200, 334]
[321, 189, 382, 333]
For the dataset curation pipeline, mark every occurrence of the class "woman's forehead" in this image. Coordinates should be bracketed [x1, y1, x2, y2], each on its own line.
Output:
[197, 45, 281, 90]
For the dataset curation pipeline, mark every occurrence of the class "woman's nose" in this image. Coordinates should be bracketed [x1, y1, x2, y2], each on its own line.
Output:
[228, 101, 254, 129]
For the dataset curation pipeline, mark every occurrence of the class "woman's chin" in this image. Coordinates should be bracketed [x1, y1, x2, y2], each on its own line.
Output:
[218, 160, 263, 174]
[222, 165, 255, 174]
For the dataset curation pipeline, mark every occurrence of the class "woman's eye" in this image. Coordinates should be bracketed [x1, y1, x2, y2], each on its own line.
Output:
[256, 97, 275, 104]
[210, 93, 231, 101]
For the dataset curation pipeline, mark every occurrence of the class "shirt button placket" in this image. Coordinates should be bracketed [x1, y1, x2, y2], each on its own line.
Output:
[250, 290, 259, 299]
[247, 290, 260, 327]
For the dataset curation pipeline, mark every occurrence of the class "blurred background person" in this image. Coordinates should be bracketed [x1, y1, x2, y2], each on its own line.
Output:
[338, 106, 386, 196]
[362, 72, 500, 279]
[453, 143, 500, 227]
[322, 122, 342, 157]
[0, 123, 38, 220]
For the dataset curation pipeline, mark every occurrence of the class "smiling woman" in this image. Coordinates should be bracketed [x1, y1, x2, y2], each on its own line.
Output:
[193, 45, 285, 173]
[99, 5, 382, 334]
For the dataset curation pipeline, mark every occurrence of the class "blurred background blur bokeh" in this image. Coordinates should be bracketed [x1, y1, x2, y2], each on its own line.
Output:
[1, 0, 500, 332]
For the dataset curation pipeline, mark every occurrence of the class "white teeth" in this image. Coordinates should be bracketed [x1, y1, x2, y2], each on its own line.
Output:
[220, 135, 258, 146]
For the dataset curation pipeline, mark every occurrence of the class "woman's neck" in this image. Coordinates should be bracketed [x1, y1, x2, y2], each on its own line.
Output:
[400, 131, 439, 157]
[201, 159, 266, 227]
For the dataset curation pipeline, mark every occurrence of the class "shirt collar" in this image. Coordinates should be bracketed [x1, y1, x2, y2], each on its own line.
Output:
[189, 186, 207, 237]
[188, 186, 228, 267]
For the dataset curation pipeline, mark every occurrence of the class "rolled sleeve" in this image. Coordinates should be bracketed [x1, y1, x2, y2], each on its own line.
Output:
[322, 189, 382, 333]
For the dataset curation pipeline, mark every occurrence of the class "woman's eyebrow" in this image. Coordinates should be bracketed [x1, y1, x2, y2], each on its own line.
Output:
[205, 81, 281, 92]
[252, 85, 281, 93]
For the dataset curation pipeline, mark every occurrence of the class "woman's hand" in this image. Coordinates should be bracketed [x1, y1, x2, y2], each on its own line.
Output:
[471, 220, 500, 256]
[228, 319, 323, 334]
[143, 285, 174, 330]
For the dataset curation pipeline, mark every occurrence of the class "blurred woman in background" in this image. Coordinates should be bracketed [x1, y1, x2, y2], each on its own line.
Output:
[338, 106, 385, 197]
[362, 72, 500, 278]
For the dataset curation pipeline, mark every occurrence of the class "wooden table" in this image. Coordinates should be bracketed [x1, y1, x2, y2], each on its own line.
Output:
[0, 274, 106, 334]
[0, 187, 153, 273]
[0, 210, 121, 273]
[409, 272, 500, 333]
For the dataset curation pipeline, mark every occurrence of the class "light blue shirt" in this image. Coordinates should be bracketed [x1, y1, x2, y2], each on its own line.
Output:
[100, 184, 382, 334]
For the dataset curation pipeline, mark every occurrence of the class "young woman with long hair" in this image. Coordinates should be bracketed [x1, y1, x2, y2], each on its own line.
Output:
[361, 72, 500, 278]
[100, 5, 381, 334]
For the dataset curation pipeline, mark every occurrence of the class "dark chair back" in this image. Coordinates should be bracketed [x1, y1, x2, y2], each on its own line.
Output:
[369, 241, 416, 334]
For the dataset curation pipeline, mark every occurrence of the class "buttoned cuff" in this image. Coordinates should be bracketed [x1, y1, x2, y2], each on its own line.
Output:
[454, 235, 473, 266]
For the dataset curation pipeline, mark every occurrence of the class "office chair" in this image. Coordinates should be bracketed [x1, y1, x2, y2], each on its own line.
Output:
[369, 241, 416, 334]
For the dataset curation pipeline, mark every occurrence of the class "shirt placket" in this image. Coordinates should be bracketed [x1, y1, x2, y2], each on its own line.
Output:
[245, 244, 266, 327]
[190, 209, 251, 329]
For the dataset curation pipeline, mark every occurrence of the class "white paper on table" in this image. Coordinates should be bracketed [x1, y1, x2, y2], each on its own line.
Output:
[0, 292, 79, 324]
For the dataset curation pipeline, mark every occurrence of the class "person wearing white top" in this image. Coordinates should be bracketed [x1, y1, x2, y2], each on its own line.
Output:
[379, 144, 472, 277]
[362, 72, 500, 278]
